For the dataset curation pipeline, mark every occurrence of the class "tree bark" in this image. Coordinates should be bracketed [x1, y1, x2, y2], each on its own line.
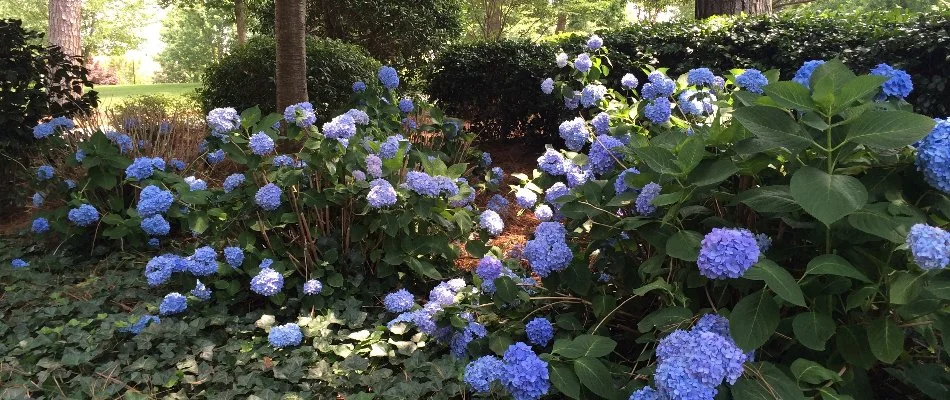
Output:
[275, 0, 308, 111]
[695, 0, 771, 19]
[235, 0, 247, 45]
[483, 0, 504, 40]
[48, 0, 82, 57]
[555, 12, 567, 34]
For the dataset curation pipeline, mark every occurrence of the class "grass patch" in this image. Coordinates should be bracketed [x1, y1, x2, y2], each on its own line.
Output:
[93, 83, 200, 108]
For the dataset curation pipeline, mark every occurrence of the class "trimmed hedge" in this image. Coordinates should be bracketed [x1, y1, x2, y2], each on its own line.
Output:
[428, 12, 950, 141]
[199, 36, 381, 117]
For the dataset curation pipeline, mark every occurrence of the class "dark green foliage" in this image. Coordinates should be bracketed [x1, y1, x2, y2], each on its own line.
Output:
[428, 12, 950, 141]
[198, 36, 381, 116]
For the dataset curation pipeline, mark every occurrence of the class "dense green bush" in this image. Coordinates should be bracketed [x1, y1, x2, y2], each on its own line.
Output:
[428, 12, 950, 141]
[198, 36, 381, 117]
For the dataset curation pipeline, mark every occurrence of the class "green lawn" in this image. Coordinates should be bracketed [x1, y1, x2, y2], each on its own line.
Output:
[93, 83, 200, 108]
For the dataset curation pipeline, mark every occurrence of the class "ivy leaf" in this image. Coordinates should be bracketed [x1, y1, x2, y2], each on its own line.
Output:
[744, 259, 806, 307]
[790, 166, 867, 226]
[867, 318, 904, 364]
[791, 312, 836, 351]
[729, 290, 780, 351]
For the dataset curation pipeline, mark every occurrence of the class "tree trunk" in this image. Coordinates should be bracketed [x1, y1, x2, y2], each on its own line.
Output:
[555, 13, 567, 34]
[695, 0, 771, 19]
[235, 0, 247, 45]
[484, 0, 504, 40]
[275, 0, 308, 112]
[48, 0, 82, 57]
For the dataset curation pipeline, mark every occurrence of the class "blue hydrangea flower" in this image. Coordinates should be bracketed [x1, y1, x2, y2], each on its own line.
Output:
[482, 151, 492, 167]
[223, 246, 244, 268]
[615, 167, 641, 194]
[735, 69, 768, 94]
[906, 224, 950, 270]
[451, 321, 488, 358]
[384, 289, 416, 313]
[255, 183, 282, 211]
[322, 114, 357, 143]
[523, 222, 572, 277]
[221, 173, 245, 193]
[645, 97, 672, 124]
[525, 318, 553, 347]
[405, 171, 440, 196]
[574, 53, 592, 73]
[120, 315, 160, 335]
[655, 325, 748, 397]
[515, 188, 538, 209]
[559, 117, 589, 151]
[587, 34, 603, 50]
[537, 148, 569, 176]
[429, 282, 458, 306]
[398, 98, 415, 113]
[272, 155, 295, 167]
[641, 72, 676, 99]
[125, 157, 156, 181]
[793, 60, 826, 88]
[141, 215, 170, 236]
[353, 81, 367, 92]
[107, 132, 134, 153]
[480, 210, 504, 236]
[159, 292, 187, 315]
[185, 176, 207, 191]
[476, 255, 503, 281]
[283, 102, 317, 128]
[598, 272, 611, 282]
[68, 204, 99, 227]
[434, 176, 459, 197]
[403, 117, 417, 130]
[31, 192, 43, 208]
[541, 78, 554, 94]
[581, 84, 607, 108]
[636, 182, 662, 213]
[713, 76, 726, 89]
[249, 132, 275, 155]
[380, 135, 402, 159]
[11, 259, 28, 269]
[206, 107, 240, 135]
[465, 355, 504, 393]
[565, 164, 592, 188]
[755, 233, 772, 253]
[368, 178, 397, 208]
[488, 167, 504, 186]
[545, 182, 570, 207]
[303, 279, 323, 295]
[678, 90, 704, 116]
[145, 254, 177, 286]
[260, 258, 274, 269]
[564, 92, 581, 110]
[534, 204, 553, 221]
[170, 159, 186, 170]
[629, 387, 660, 400]
[361, 155, 381, 179]
[188, 246, 218, 276]
[137, 185, 173, 217]
[655, 358, 718, 400]
[621, 73, 639, 90]
[697, 228, 761, 279]
[268, 323, 303, 348]
[33, 122, 56, 139]
[500, 342, 551, 400]
[487, 194, 510, 214]
[37, 165, 54, 181]
[870, 63, 913, 99]
[588, 134, 624, 175]
[75, 149, 86, 162]
[352, 170, 366, 181]
[31, 217, 49, 233]
[345, 108, 370, 125]
[64, 179, 76, 190]
[206, 149, 225, 164]
[556, 52, 568, 68]
[148, 238, 160, 247]
[191, 279, 212, 300]
[687, 67, 716, 86]
[591, 112, 610, 135]
[378, 66, 400, 89]
[251, 267, 284, 296]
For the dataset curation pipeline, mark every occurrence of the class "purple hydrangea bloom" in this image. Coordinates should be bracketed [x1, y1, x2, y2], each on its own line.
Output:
[206, 149, 225, 164]
[283, 102, 317, 128]
[793, 60, 826, 89]
[269, 323, 303, 348]
[489, 167, 504, 186]
[380, 135, 402, 159]
[476, 255, 503, 282]
[480, 210, 504, 236]
[697, 228, 761, 279]
[621, 73, 639, 90]
[352, 81, 367, 92]
[352, 170, 366, 181]
[525, 318, 553, 347]
[487, 194, 510, 214]
[587, 34, 603, 50]
[170, 159, 186, 170]
[249, 132, 275, 155]
[615, 167, 640, 194]
[645, 97, 672, 124]
[303, 279, 323, 295]
[273, 155, 295, 167]
[581, 84, 607, 108]
[735, 69, 768, 94]
[565, 164, 593, 188]
[148, 238, 160, 247]
[223, 246, 244, 268]
[629, 387, 660, 400]
[31, 192, 43, 207]
[564, 92, 581, 110]
[574, 53, 592, 73]
[398, 98, 415, 113]
[537, 148, 570, 176]
[523, 222, 572, 277]
[222, 173, 245, 193]
[251, 267, 284, 296]
[367, 178, 397, 208]
[906, 224, 950, 270]
[75, 149, 86, 162]
[323, 114, 357, 143]
[591, 112, 610, 135]
[405, 171, 440, 196]
[31, 217, 49, 233]
[515, 188, 538, 209]
[559, 117, 589, 151]
[429, 282, 457, 306]
[545, 182, 570, 207]
[556, 52, 568, 68]
[541, 78, 554, 94]
[191, 279, 212, 300]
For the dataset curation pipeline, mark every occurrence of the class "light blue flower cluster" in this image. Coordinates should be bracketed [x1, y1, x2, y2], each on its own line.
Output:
[686, 68, 716, 87]
[273, 155, 295, 167]
[384, 289, 415, 313]
[367, 178, 397, 208]
[11, 259, 28, 269]
[622, 73, 639, 90]
[515, 188, 538, 209]
[636, 182, 662, 215]
[323, 114, 357, 146]
[64, 179, 76, 190]
[32, 117, 74, 139]
[481, 151, 492, 167]
[523, 222, 572, 277]
[644, 97, 672, 124]
[405, 171, 441, 197]
[345, 108, 370, 125]
[120, 315, 160, 335]
[735, 69, 768, 94]
[587, 34, 603, 50]
[541, 78, 554, 94]
[591, 112, 610, 135]
[489, 167, 504, 186]
[125, 157, 164, 181]
[251, 266, 284, 296]
[283, 102, 317, 128]
[465, 355, 504, 393]
[185, 176, 207, 191]
[476, 255, 503, 285]
[220, 173, 244, 193]
[574, 53, 592, 73]
[68, 204, 99, 227]
[31, 217, 49, 233]
[170, 159, 186, 170]
[148, 238, 160, 247]
[793, 60, 825, 88]
[534, 204, 553, 221]
[525, 317, 553, 347]
[755, 233, 772, 253]
[268, 323, 303, 348]
[137, 185, 174, 217]
[379, 135, 402, 159]
[697, 228, 760, 279]
[564, 91, 581, 110]
[206, 107, 240, 135]
[378, 66, 400, 89]
[398, 98, 415, 113]
[555, 52, 568, 68]
[303, 279, 323, 295]
[906, 224, 950, 270]
[629, 387, 660, 400]
[642, 72, 676, 100]
[568, 165, 592, 189]
[37, 165, 54, 181]
[255, 183, 282, 211]
[191, 279, 212, 300]
[188, 246, 218, 276]
[480, 210, 504, 236]
[581, 84, 607, 108]
[537, 148, 569, 176]
[353, 81, 367, 92]
[352, 170, 366, 181]
[249, 132, 275, 155]
[159, 292, 187, 315]
[588, 135, 624, 175]
[145, 254, 177, 286]
[545, 182, 570, 208]
[487, 194, 510, 214]
[559, 117, 589, 151]
[870, 63, 913, 99]
[615, 167, 640, 194]
[499, 342, 551, 400]
[141, 215, 170, 236]
[206, 149, 225, 164]
[450, 319, 488, 357]
[364, 154, 383, 178]
[450, 178, 476, 207]
[75, 149, 85, 162]
[31, 192, 43, 207]
[105, 132, 134, 153]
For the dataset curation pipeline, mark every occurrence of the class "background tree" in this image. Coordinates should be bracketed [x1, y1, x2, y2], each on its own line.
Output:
[155, 4, 234, 83]
[274, 0, 307, 109]
[694, 0, 770, 19]
[47, 0, 82, 56]
[157, 0, 263, 45]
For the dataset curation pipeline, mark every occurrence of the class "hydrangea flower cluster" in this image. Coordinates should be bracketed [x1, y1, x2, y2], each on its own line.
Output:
[191, 280, 212, 300]
[644, 97, 672, 124]
[499, 342, 550, 400]
[537, 148, 570, 176]
[159, 292, 187, 315]
[185, 176, 207, 191]
[475, 255, 503, 286]
[697, 228, 760, 279]
[249, 132, 275, 155]
[119, 315, 160, 335]
[384, 289, 415, 313]
[541, 78, 554, 94]
[206, 149, 225, 164]
[636, 182, 662, 215]
[487, 194, 510, 214]
[556, 52, 568, 68]
[222, 173, 245, 193]
[386, 279, 467, 335]
[322, 114, 357, 146]
[255, 183, 282, 211]
[914, 119, 950, 193]
[525, 317, 553, 347]
[68, 204, 99, 227]
[793, 60, 825, 88]
[345, 108, 370, 125]
[480, 210, 504, 236]
[303, 279, 323, 295]
[223, 246, 244, 268]
[735, 69, 768, 94]
[31, 217, 49, 233]
[283, 102, 317, 128]
[754, 233, 772, 253]
[642, 72, 676, 100]
[621, 73, 639, 90]
[367, 178, 397, 208]
[489, 167, 504, 186]
[37, 165, 54, 181]
[464, 355, 504, 393]
[206, 107, 240, 135]
[591, 112, 610, 135]
[141, 215, 170, 236]
[404, 171, 443, 197]
[686, 68, 716, 86]
[587, 34, 603, 50]
[125, 157, 165, 181]
[398, 98, 415, 113]
[906, 224, 950, 270]
[188, 246, 218, 276]
[378, 66, 399, 89]
[581, 84, 607, 108]
[170, 159, 186, 170]
[31, 192, 43, 207]
[268, 323, 303, 348]
[515, 188, 538, 209]
[523, 222, 572, 277]
[137, 185, 174, 217]
[32, 117, 74, 139]
[450, 317, 488, 357]
[574, 53, 592, 73]
[145, 254, 177, 286]
[106, 132, 134, 153]
[588, 135, 624, 175]
[534, 204, 553, 221]
[559, 117, 589, 151]
[11, 259, 28, 269]
[379, 135, 402, 159]
[545, 182, 569, 208]
[870, 63, 913, 99]
[615, 167, 640, 194]
[352, 81, 367, 92]
[251, 265, 284, 296]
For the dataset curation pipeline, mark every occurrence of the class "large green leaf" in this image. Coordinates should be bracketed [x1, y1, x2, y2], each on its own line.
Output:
[574, 357, 620, 399]
[867, 318, 904, 364]
[631, 146, 680, 175]
[832, 75, 888, 114]
[889, 271, 924, 305]
[790, 166, 867, 226]
[729, 290, 780, 351]
[804, 254, 871, 282]
[792, 312, 836, 351]
[637, 307, 692, 333]
[665, 230, 702, 261]
[550, 363, 582, 399]
[836, 325, 876, 369]
[689, 158, 738, 187]
[738, 186, 801, 213]
[745, 260, 806, 306]
[731, 362, 805, 400]
[791, 359, 842, 385]
[733, 106, 816, 152]
[763, 81, 817, 111]
[810, 59, 856, 109]
[845, 110, 936, 149]
[847, 207, 911, 243]
[925, 273, 950, 300]
[553, 335, 617, 359]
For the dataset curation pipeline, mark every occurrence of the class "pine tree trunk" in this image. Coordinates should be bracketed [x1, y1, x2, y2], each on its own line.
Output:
[695, 0, 771, 19]
[275, 0, 308, 112]
[235, 0, 247, 45]
[48, 0, 82, 57]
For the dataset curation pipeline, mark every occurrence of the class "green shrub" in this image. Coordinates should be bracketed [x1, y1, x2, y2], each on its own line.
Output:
[198, 36, 381, 117]
[428, 12, 950, 141]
